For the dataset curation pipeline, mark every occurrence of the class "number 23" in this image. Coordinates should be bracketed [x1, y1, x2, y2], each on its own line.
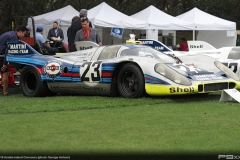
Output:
[81, 61, 102, 82]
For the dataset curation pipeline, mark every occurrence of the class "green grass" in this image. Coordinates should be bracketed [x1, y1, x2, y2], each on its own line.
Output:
[1, 92, 240, 155]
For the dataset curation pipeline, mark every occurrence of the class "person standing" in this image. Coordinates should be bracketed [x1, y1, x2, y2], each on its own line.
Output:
[74, 17, 102, 46]
[0, 25, 27, 96]
[179, 37, 189, 51]
[68, 9, 93, 52]
[67, 16, 80, 50]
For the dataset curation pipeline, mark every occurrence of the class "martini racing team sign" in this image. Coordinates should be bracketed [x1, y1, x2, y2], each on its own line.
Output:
[8, 43, 28, 54]
[7, 40, 35, 54]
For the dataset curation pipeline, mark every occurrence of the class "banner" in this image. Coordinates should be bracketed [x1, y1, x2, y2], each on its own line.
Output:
[110, 28, 124, 39]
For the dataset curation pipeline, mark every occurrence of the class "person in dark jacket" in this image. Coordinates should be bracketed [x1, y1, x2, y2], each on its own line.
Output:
[47, 21, 64, 48]
[67, 16, 80, 49]
[47, 21, 64, 41]
[25, 26, 32, 37]
[68, 9, 93, 52]
[0, 25, 27, 96]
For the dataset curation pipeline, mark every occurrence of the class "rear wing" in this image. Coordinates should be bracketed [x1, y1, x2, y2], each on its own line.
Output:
[187, 41, 216, 51]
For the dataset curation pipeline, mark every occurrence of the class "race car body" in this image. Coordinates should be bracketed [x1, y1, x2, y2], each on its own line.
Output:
[6, 40, 240, 98]
[138, 39, 240, 79]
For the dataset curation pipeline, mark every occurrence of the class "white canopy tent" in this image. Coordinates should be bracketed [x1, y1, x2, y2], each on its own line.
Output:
[27, 5, 79, 43]
[28, 3, 148, 44]
[176, 7, 236, 48]
[131, 5, 194, 30]
[87, 2, 148, 29]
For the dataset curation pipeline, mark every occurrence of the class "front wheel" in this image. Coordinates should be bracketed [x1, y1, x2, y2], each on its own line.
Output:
[117, 63, 145, 98]
[20, 66, 54, 97]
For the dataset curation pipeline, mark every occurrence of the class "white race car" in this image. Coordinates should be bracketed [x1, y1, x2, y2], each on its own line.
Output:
[138, 39, 240, 78]
[6, 40, 240, 97]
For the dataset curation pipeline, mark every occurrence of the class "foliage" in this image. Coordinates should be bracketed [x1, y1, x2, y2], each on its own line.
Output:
[0, 0, 239, 34]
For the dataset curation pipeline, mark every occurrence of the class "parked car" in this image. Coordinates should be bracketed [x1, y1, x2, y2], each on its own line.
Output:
[6, 40, 240, 98]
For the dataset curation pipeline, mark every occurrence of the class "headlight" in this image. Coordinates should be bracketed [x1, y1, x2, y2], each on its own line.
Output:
[156, 65, 165, 75]
[214, 61, 239, 81]
[155, 64, 192, 85]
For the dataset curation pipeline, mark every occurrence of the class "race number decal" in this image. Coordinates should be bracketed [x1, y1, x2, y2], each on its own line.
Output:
[80, 61, 102, 83]
[222, 62, 238, 73]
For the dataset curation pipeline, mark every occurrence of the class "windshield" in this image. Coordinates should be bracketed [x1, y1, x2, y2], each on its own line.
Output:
[120, 47, 176, 63]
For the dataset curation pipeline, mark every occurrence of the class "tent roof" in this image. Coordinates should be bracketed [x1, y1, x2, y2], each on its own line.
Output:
[130, 5, 194, 30]
[176, 7, 236, 30]
[29, 5, 79, 26]
[88, 2, 148, 29]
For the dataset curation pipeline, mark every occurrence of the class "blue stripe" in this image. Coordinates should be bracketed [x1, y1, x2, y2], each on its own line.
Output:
[7, 57, 45, 66]
[144, 74, 170, 85]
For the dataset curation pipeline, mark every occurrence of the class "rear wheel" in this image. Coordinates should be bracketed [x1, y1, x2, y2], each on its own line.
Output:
[117, 63, 145, 98]
[20, 66, 55, 97]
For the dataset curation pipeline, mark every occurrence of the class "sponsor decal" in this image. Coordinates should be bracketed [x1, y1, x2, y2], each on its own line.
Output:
[189, 45, 203, 49]
[7, 44, 28, 54]
[170, 87, 194, 93]
[194, 74, 224, 80]
[140, 41, 153, 45]
[43, 60, 63, 79]
[79, 46, 93, 50]
[155, 46, 164, 50]
[138, 39, 172, 52]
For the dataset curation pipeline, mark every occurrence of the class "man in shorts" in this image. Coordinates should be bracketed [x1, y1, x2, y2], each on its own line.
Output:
[0, 25, 27, 96]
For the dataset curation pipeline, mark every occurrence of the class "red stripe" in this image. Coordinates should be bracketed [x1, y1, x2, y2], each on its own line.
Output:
[72, 73, 80, 77]
[61, 72, 72, 77]
[102, 72, 112, 77]
[36, 68, 43, 74]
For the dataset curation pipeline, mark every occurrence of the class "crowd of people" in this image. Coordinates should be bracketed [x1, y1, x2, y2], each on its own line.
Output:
[33, 8, 102, 54]
[0, 8, 103, 96]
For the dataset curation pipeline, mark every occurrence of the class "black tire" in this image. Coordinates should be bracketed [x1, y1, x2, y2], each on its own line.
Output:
[20, 66, 53, 97]
[117, 63, 145, 98]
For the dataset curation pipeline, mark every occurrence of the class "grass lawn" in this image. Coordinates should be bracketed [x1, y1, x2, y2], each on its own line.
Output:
[1, 90, 240, 157]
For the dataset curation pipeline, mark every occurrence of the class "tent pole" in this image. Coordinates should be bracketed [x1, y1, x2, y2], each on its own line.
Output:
[193, 30, 195, 41]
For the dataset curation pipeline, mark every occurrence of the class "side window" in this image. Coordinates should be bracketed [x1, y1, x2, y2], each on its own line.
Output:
[98, 45, 121, 60]
[227, 48, 240, 59]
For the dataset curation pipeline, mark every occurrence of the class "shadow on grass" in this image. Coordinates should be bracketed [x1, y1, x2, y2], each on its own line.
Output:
[7, 85, 237, 104]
